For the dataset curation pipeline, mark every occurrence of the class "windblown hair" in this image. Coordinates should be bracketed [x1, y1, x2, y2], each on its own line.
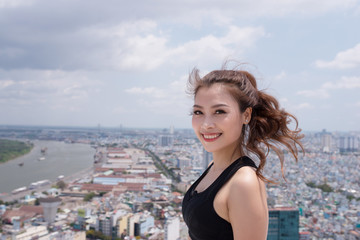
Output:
[188, 67, 304, 182]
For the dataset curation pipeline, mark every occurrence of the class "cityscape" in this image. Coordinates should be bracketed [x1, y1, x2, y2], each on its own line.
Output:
[0, 125, 359, 240]
[1, 0, 359, 240]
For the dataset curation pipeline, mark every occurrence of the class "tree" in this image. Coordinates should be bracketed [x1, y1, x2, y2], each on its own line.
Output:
[56, 180, 66, 190]
[83, 192, 96, 202]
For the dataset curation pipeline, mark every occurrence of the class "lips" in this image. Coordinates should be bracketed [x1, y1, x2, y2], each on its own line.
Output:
[202, 133, 222, 142]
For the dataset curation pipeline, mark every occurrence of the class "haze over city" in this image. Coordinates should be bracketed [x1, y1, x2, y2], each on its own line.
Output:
[0, 0, 360, 131]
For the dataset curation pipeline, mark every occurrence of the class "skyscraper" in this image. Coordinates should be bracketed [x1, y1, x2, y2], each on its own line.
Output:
[159, 135, 174, 147]
[320, 129, 332, 152]
[267, 207, 299, 240]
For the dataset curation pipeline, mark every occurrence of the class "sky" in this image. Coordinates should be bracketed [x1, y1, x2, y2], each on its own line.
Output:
[0, 0, 359, 131]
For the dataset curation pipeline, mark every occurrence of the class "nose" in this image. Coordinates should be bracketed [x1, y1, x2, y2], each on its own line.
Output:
[201, 116, 215, 130]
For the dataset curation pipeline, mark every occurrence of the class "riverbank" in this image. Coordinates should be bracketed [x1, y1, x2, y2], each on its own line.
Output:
[0, 139, 34, 164]
[0, 140, 95, 194]
[0, 165, 94, 202]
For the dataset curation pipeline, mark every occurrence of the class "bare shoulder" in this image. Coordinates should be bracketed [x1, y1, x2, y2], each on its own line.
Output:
[229, 166, 262, 190]
[227, 166, 268, 239]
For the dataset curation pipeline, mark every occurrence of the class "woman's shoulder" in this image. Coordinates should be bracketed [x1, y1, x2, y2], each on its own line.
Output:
[228, 165, 263, 195]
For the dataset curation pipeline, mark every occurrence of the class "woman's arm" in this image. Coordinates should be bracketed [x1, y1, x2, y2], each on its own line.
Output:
[228, 167, 268, 240]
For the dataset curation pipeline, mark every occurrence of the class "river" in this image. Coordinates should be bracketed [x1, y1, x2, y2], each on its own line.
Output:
[0, 140, 95, 194]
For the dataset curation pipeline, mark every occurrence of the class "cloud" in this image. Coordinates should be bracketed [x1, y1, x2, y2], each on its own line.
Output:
[0, 79, 15, 89]
[322, 76, 360, 89]
[0, 10, 265, 72]
[0, 69, 101, 110]
[2, 0, 357, 72]
[125, 87, 167, 99]
[0, 0, 35, 8]
[297, 89, 330, 99]
[297, 76, 360, 99]
[167, 26, 266, 67]
[124, 75, 192, 117]
[273, 70, 287, 81]
[295, 102, 314, 110]
[315, 43, 360, 69]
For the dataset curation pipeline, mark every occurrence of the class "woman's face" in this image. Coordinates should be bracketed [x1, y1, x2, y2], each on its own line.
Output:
[192, 83, 250, 155]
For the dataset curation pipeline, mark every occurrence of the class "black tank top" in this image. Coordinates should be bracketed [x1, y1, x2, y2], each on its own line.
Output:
[182, 156, 257, 240]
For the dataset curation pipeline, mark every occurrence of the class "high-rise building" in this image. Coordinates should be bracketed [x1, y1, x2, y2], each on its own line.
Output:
[159, 135, 174, 147]
[164, 216, 180, 240]
[267, 207, 299, 240]
[339, 135, 359, 153]
[320, 129, 332, 152]
[39, 197, 61, 224]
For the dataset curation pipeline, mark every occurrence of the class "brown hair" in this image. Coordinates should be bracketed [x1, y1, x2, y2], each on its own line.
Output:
[188, 68, 304, 182]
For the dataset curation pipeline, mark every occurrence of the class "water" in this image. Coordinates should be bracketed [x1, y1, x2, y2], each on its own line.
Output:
[0, 140, 95, 193]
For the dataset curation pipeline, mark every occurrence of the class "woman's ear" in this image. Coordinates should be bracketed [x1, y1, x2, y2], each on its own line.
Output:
[244, 107, 252, 124]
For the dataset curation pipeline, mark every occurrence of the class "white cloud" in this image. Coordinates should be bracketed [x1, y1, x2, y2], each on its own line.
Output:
[295, 102, 313, 110]
[274, 71, 287, 81]
[124, 75, 192, 118]
[0, 69, 100, 110]
[113, 24, 265, 71]
[0, 79, 15, 89]
[0, 0, 34, 8]
[315, 43, 360, 69]
[167, 26, 265, 67]
[0, 16, 265, 72]
[297, 76, 360, 99]
[125, 87, 167, 99]
[297, 89, 330, 99]
[322, 76, 360, 89]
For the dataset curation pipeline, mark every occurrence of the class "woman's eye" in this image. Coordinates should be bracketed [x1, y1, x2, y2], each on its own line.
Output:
[193, 110, 202, 115]
[215, 109, 226, 114]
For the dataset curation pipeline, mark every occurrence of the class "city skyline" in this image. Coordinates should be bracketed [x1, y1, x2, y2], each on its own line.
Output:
[0, 0, 360, 131]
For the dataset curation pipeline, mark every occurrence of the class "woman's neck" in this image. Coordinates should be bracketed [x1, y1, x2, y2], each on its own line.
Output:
[211, 147, 243, 172]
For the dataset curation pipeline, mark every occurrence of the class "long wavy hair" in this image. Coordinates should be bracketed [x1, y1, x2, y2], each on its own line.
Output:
[188, 67, 304, 182]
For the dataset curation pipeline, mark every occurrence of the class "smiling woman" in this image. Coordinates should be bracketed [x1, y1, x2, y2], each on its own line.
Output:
[182, 66, 304, 240]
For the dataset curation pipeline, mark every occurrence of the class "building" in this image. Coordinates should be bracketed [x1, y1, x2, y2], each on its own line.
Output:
[320, 129, 332, 152]
[267, 207, 299, 240]
[118, 213, 132, 238]
[339, 135, 359, 153]
[164, 216, 180, 240]
[139, 213, 155, 237]
[39, 197, 61, 224]
[96, 214, 118, 238]
[159, 135, 173, 147]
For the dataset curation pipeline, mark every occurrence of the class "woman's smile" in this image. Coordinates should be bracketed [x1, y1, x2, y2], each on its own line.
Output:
[202, 133, 222, 142]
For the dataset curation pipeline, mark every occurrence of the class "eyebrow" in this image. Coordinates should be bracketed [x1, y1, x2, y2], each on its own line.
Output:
[193, 104, 230, 108]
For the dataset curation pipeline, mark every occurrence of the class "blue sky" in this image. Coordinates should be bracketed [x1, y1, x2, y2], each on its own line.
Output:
[0, 0, 359, 131]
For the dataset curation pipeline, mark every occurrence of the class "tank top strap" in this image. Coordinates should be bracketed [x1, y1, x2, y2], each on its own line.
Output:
[208, 156, 257, 198]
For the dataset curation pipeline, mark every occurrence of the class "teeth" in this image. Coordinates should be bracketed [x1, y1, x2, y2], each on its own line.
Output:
[203, 134, 221, 139]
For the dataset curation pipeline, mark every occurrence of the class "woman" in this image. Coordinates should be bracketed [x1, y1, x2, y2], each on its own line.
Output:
[182, 67, 303, 240]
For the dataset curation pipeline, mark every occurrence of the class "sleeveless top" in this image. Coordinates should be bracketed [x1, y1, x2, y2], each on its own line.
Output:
[182, 156, 257, 240]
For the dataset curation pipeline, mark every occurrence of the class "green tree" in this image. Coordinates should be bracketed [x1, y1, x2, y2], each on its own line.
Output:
[83, 192, 96, 202]
[318, 183, 333, 193]
[56, 180, 67, 190]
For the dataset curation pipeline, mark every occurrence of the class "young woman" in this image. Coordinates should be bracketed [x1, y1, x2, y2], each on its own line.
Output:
[182, 67, 303, 240]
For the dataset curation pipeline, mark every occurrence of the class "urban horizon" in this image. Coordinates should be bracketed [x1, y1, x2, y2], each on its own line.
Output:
[1, 123, 359, 134]
[0, 123, 359, 239]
